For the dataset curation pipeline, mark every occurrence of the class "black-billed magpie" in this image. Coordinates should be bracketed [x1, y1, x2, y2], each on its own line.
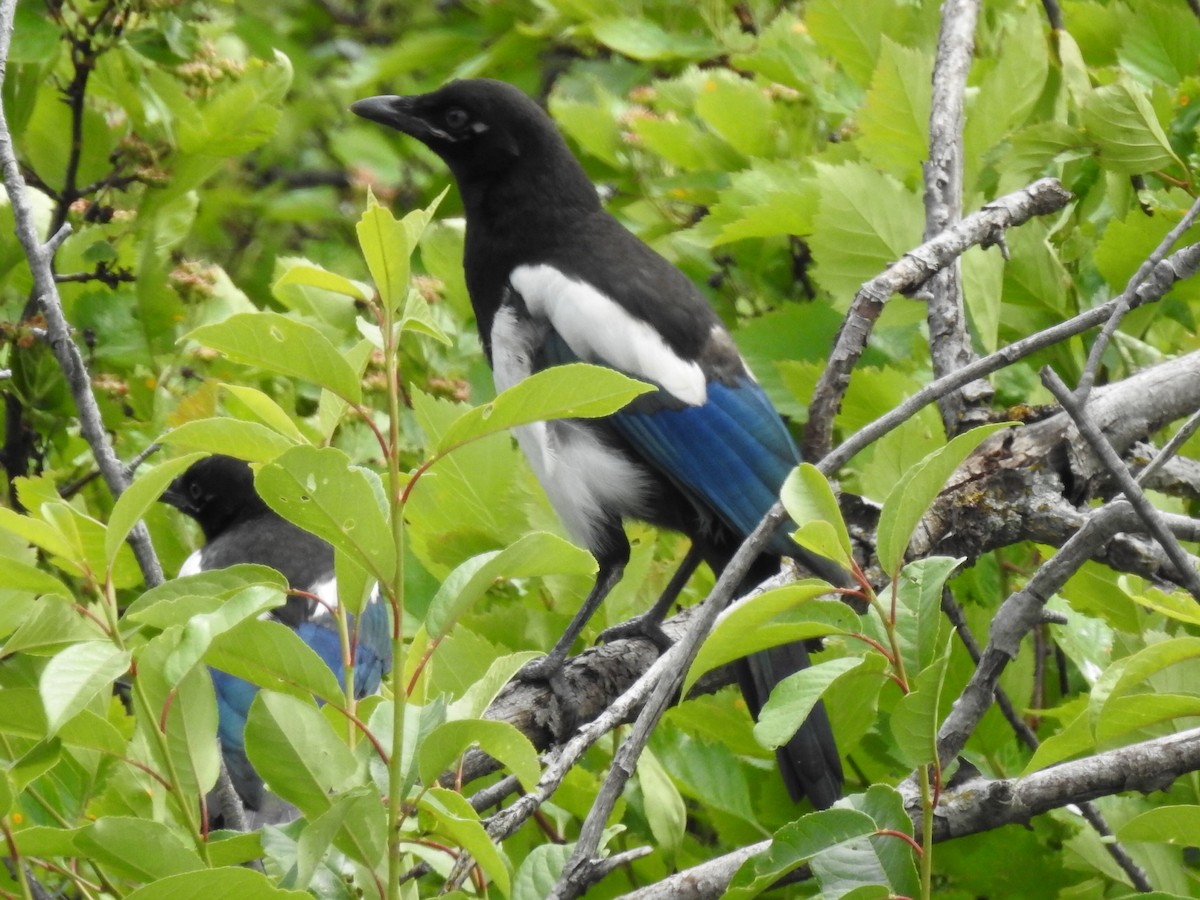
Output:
[162, 454, 391, 825]
[352, 79, 844, 807]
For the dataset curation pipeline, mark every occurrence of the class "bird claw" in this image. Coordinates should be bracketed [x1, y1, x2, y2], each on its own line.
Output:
[514, 653, 566, 683]
[596, 615, 673, 652]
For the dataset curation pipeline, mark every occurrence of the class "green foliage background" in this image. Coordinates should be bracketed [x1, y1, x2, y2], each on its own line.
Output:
[2, 0, 1200, 896]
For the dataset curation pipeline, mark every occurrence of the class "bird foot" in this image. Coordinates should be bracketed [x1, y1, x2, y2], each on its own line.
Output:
[596, 615, 673, 652]
[514, 652, 568, 683]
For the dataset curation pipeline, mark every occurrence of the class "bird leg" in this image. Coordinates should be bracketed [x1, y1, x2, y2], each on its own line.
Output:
[595, 542, 703, 650]
[516, 561, 625, 682]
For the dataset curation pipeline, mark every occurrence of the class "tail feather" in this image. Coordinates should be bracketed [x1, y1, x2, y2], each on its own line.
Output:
[736, 642, 843, 809]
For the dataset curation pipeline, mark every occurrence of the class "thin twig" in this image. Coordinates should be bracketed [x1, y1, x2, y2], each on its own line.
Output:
[1136, 410, 1200, 487]
[940, 589, 1152, 891]
[1042, 368, 1200, 599]
[547, 510, 792, 899]
[819, 241, 1200, 476]
[806, 178, 1072, 460]
[1075, 194, 1200, 403]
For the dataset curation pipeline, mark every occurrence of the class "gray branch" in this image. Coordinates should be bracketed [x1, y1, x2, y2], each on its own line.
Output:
[0, 0, 162, 587]
[923, 0, 992, 434]
[806, 178, 1072, 461]
[820, 241, 1200, 475]
[623, 728, 1200, 900]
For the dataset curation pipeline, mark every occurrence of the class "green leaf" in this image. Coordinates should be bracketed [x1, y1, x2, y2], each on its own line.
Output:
[684, 584, 852, 696]
[1129, 586, 1200, 626]
[809, 785, 920, 896]
[40, 641, 131, 735]
[693, 71, 774, 158]
[124, 867, 310, 899]
[220, 384, 308, 443]
[858, 38, 932, 180]
[448, 651, 542, 720]
[125, 564, 288, 625]
[75, 817, 204, 882]
[419, 788, 512, 895]
[186, 312, 362, 403]
[436, 363, 653, 453]
[419, 719, 541, 792]
[1023, 706, 1092, 774]
[164, 664, 220, 800]
[0, 507, 78, 565]
[399, 287, 452, 345]
[0, 769, 11, 819]
[273, 262, 370, 301]
[725, 808, 879, 899]
[754, 656, 867, 750]
[809, 162, 925, 304]
[157, 585, 283, 688]
[590, 18, 719, 62]
[207, 618, 345, 706]
[105, 453, 206, 570]
[637, 747, 685, 861]
[356, 189, 410, 312]
[0, 689, 47, 740]
[329, 787, 388, 872]
[890, 638, 953, 767]
[707, 163, 817, 246]
[807, 0, 916, 86]
[245, 692, 358, 818]
[1118, 805, 1200, 845]
[876, 423, 1012, 575]
[1094, 694, 1200, 743]
[176, 51, 292, 157]
[1090, 637, 1200, 740]
[513, 844, 573, 900]
[890, 556, 961, 675]
[0, 556, 73, 599]
[425, 532, 596, 639]
[1082, 80, 1183, 175]
[1117, 0, 1200, 88]
[2, 595, 107, 657]
[356, 187, 447, 313]
[781, 464, 853, 562]
[256, 445, 395, 584]
[161, 418, 299, 462]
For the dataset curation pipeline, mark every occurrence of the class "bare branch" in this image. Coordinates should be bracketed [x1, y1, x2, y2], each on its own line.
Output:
[0, 0, 162, 587]
[1076, 193, 1200, 402]
[819, 241, 1200, 476]
[923, 0, 992, 434]
[627, 728, 1200, 900]
[1042, 367, 1200, 598]
[806, 178, 1072, 461]
[935, 500, 1130, 766]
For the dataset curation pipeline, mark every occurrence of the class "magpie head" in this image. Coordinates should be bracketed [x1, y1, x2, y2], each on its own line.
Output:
[161, 455, 267, 541]
[351, 79, 589, 194]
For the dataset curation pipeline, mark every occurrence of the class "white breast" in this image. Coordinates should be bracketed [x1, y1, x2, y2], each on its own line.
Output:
[491, 304, 654, 552]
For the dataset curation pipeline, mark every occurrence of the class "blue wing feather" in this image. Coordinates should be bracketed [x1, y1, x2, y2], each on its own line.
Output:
[613, 379, 799, 554]
[213, 595, 392, 758]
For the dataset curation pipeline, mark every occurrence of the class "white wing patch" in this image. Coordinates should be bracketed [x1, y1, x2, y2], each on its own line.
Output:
[509, 263, 707, 406]
[309, 573, 339, 617]
[178, 549, 204, 578]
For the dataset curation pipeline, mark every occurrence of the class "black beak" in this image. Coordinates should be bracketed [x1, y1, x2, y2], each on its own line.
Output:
[351, 95, 423, 134]
[160, 476, 195, 515]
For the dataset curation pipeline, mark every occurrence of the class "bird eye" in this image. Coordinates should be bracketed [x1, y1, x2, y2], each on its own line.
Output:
[188, 482, 204, 501]
[444, 107, 470, 130]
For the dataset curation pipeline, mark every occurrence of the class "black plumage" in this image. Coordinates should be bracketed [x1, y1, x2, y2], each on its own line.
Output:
[352, 79, 844, 807]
